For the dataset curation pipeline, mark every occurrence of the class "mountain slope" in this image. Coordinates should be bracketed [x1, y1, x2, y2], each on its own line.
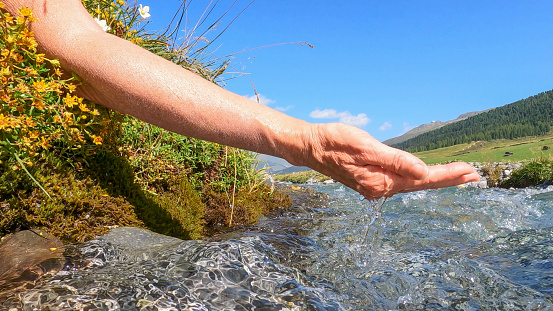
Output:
[383, 110, 488, 146]
[390, 89, 553, 152]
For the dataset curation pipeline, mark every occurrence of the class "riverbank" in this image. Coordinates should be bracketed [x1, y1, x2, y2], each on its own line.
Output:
[0, 183, 324, 298]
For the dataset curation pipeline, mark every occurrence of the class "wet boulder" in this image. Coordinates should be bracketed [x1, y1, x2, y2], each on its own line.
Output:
[0, 230, 65, 298]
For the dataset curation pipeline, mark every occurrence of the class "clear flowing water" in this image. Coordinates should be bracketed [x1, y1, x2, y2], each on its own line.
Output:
[3, 185, 553, 310]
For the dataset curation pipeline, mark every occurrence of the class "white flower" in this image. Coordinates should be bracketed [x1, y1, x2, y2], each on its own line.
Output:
[94, 17, 111, 32]
[138, 4, 151, 19]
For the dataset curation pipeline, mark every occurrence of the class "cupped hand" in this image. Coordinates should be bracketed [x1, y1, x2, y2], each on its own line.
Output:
[302, 123, 480, 199]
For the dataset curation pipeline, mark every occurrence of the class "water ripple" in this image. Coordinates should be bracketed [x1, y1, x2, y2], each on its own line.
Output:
[3, 185, 553, 310]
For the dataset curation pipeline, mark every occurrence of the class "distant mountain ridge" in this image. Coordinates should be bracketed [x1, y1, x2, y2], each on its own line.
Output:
[390, 89, 553, 152]
[383, 110, 489, 146]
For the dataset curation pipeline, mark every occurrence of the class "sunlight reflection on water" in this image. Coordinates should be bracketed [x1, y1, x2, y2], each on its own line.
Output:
[3, 185, 553, 310]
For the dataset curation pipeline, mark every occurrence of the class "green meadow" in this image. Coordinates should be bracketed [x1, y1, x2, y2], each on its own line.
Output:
[414, 134, 553, 164]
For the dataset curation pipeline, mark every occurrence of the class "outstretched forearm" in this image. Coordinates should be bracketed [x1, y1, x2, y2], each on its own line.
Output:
[63, 30, 311, 163]
[2, 0, 311, 164]
[3, 0, 480, 199]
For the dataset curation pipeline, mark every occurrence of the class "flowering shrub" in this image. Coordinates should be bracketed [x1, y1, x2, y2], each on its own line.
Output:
[0, 2, 112, 171]
[0, 0, 283, 240]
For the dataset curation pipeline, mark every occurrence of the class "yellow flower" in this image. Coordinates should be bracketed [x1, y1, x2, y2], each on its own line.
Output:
[1, 92, 11, 103]
[0, 49, 9, 61]
[117, 0, 125, 5]
[64, 93, 78, 108]
[18, 7, 33, 18]
[0, 114, 11, 130]
[0, 2, 4, 9]
[79, 102, 90, 112]
[32, 99, 46, 110]
[0, 67, 10, 76]
[29, 130, 39, 139]
[64, 112, 74, 125]
[71, 128, 84, 142]
[12, 53, 24, 63]
[22, 36, 38, 49]
[92, 135, 103, 145]
[35, 53, 45, 63]
[38, 136, 51, 150]
[63, 93, 86, 111]
[25, 67, 38, 76]
[17, 82, 30, 93]
[23, 136, 32, 146]
[67, 84, 77, 93]
[91, 109, 100, 116]
[5, 34, 15, 43]
[4, 13, 13, 24]
[19, 28, 34, 40]
[25, 116, 37, 127]
[49, 81, 61, 94]
[32, 79, 48, 93]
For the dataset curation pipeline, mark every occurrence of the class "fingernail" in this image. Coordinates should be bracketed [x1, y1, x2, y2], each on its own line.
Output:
[412, 162, 429, 179]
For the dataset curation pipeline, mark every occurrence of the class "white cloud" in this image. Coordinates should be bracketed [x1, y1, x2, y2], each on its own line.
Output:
[339, 113, 370, 127]
[309, 109, 370, 127]
[275, 105, 293, 112]
[379, 122, 392, 131]
[244, 94, 275, 106]
[309, 109, 342, 119]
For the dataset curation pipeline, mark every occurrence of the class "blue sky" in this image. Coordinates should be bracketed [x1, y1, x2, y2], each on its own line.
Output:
[144, 1, 553, 142]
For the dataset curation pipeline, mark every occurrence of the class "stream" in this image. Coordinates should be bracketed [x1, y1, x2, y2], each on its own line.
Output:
[3, 184, 553, 310]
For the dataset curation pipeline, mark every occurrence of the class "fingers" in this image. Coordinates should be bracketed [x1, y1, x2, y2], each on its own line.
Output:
[378, 147, 429, 180]
[400, 162, 480, 192]
[340, 162, 479, 199]
[365, 141, 429, 180]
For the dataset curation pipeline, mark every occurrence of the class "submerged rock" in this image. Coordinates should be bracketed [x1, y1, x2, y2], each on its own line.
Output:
[0, 229, 65, 301]
[98, 226, 183, 261]
[273, 183, 330, 207]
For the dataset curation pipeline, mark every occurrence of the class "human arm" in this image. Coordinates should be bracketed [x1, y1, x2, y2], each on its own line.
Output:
[2, 0, 479, 199]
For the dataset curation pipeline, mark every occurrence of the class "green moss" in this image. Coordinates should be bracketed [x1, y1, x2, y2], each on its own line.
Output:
[0, 156, 145, 242]
[203, 184, 292, 232]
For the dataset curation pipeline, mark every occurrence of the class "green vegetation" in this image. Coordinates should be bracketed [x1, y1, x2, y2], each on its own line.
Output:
[392, 90, 553, 152]
[413, 134, 553, 165]
[501, 157, 553, 188]
[0, 1, 292, 242]
[411, 134, 553, 188]
[273, 170, 330, 184]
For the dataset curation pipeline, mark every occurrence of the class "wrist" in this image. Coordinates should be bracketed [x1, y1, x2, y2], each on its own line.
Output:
[267, 120, 317, 167]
